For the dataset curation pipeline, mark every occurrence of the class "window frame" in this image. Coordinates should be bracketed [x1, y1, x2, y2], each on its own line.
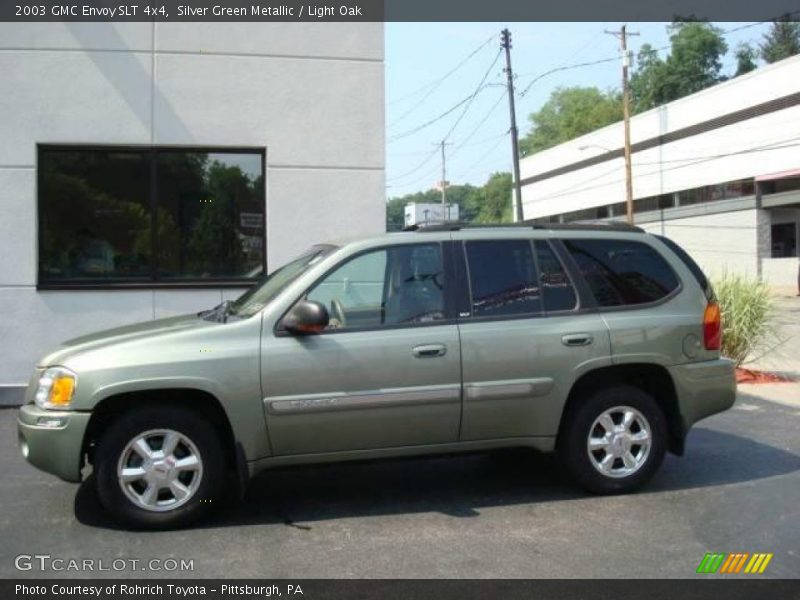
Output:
[36, 143, 267, 290]
[274, 241, 458, 337]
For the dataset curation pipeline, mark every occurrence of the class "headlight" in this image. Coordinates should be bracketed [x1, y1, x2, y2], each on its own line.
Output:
[34, 367, 77, 410]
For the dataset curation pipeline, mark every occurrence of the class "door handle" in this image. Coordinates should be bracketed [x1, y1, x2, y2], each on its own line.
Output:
[562, 333, 593, 347]
[412, 344, 447, 358]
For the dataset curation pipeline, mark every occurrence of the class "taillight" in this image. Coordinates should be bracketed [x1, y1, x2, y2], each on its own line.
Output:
[703, 302, 721, 350]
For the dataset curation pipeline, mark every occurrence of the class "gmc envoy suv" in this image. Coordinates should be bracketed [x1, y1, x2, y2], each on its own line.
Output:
[18, 223, 736, 528]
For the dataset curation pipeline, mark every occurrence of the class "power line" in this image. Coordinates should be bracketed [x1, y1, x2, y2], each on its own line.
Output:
[388, 79, 499, 143]
[452, 132, 510, 181]
[449, 90, 507, 159]
[388, 37, 496, 128]
[387, 35, 495, 107]
[441, 49, 503, 142]
[386, 146, 440, 182]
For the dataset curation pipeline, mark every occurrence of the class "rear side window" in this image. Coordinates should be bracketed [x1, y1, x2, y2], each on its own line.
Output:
[465, 240, 542, 317]
[563, 239, 679, 307]
[535, 241, 578, 312]
[654, 235, 714, 301]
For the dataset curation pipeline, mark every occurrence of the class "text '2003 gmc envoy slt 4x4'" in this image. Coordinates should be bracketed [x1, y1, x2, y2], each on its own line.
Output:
[18, 222, 736, 528]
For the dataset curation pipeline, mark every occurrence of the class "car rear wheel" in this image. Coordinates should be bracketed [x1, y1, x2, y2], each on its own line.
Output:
[558, 385, 667, 494]
[94, 405, 226, 529]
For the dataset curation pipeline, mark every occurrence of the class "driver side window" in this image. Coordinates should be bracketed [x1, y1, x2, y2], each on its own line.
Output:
[306, 243, 446, 330]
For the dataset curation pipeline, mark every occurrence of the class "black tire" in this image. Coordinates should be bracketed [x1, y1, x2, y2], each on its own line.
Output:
[94, 405, 227, 529]
[558, 385, 667, 495]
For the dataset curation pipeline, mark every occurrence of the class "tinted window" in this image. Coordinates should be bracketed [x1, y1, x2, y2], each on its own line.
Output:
[465, 240, 541, 317]
[563, 239, 679, 307]
[156, 151, 264, 279]
[654, 235, 713, 301]
[38, 146, 264, 286]
[307, 244, 445, 330]
[535, 241, 577, 311]
[39, 149, 152, 282]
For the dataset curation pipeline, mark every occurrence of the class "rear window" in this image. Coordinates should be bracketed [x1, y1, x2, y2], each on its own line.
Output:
[654, 235, 714, 301]
[563, 239, 679, 307]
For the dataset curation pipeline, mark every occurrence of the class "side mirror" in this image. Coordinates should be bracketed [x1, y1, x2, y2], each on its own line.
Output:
[282, 300, 330, 334]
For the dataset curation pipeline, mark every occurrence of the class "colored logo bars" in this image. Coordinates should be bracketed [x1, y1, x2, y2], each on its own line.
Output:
[696, 553, 773, 574]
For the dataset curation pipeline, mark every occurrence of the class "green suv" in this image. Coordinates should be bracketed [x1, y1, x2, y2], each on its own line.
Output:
[18, 223, 735, 528]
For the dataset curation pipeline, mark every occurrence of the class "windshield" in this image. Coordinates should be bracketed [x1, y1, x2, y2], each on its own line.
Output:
[226, 245, 338, 319]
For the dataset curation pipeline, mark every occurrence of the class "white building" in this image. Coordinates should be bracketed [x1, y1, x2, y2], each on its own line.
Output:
[0, 23, 385, 404]
[520, 55, 800, 290]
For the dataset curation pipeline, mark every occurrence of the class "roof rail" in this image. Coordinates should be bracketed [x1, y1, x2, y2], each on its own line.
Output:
[529, 221, 645, 233]
[402, 220, 644, 233]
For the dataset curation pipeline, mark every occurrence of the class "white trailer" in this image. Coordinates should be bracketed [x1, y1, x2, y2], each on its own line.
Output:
[404, 202, 460, 227]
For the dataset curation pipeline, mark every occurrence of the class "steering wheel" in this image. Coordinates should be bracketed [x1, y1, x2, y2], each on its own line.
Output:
[330, 299, 347, 328]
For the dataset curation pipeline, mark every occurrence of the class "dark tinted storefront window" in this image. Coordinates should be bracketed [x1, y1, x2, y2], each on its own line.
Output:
[465, 240, 542, 317]
[156, 152, 264, 279]
[563, 239, 679, 307]
[771, 223, 798, 258]
[38, 149, 152, 282]
[38, 146, 264, 287]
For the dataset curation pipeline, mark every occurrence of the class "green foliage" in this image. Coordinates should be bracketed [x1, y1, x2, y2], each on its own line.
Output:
[186, 161, 248, 277]
[471, 172, 513, 223]
[386, 172, 512, 230]
[733, 43, 758, 76]
[630, 21, 728, 113]
[713, 272, 775, 367]
[760, 19, 800, 63]
[518, 86, 622, 157]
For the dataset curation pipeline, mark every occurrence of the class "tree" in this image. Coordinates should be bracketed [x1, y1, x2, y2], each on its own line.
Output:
[518, 86, 623, 157]
[630, 21, 728, 113]
[470, 172, 513, 223]
[734, 43, 758, 76]
[760, 19, 800, 63]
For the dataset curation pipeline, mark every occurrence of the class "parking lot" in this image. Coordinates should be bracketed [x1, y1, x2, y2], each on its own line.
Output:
[1, 383, 798, 579]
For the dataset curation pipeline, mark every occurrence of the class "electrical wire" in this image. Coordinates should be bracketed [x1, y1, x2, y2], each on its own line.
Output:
[441, 49, 504, 143]
[451, 132, 510, 182]
[387, 35, 495, 107]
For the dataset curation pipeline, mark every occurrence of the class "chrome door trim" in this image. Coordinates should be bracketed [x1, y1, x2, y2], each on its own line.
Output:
[464, 378, 554, 401]
[265, 384, 461, 415]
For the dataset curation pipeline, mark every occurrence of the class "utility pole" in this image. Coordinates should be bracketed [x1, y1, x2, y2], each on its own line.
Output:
[434, 140, 453, 220]
[501, 28, 524, 223]
[605, 24, 639, 224]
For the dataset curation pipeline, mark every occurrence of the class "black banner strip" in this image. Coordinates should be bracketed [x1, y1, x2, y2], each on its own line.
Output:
[2, 0, 800, 22]
[4, 579, 800, 600]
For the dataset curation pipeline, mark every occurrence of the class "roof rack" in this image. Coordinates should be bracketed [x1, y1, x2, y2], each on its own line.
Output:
[402, 220, 644, 233]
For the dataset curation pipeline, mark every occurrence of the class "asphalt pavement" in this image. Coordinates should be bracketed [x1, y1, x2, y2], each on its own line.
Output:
[1, 385, 798, 579]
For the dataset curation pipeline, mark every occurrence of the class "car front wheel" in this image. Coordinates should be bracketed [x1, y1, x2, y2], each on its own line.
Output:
[558, 385, 667, 494]
[94, 405, 226, 529]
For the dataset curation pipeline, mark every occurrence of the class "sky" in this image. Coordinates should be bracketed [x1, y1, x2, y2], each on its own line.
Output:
[385, 22, 773, 199]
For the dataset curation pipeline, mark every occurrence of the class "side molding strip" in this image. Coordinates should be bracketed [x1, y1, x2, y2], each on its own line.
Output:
[265, 384, 461, 415]
[464, 378, 554, 401]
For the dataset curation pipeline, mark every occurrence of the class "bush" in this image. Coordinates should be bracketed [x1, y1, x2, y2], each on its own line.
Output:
[712, 272, 775, 367]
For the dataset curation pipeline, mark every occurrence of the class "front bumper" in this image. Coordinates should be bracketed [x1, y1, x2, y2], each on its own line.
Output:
[669, 358, 737, 432]
[17, 403, 91, 482]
